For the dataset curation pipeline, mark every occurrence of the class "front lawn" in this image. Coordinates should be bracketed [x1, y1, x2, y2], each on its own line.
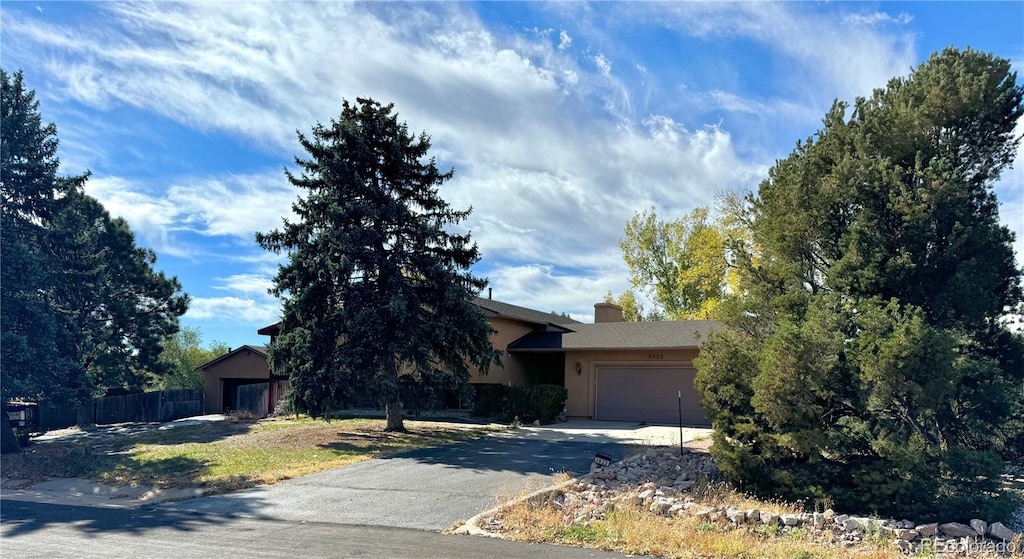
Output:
[2, 417, 495, 493]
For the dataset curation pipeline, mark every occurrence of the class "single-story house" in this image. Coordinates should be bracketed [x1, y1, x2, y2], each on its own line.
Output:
[472, 299, 717, 426]
[200, 296, 717, 425]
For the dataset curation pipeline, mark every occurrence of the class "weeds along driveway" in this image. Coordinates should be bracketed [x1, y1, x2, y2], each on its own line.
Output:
[161, 428, 625, 531]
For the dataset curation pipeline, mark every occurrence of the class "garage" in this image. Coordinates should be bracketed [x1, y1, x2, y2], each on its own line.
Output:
[595, 366, 708, 426]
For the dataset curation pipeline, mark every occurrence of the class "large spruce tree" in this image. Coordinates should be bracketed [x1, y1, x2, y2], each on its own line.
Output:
[695, 48, 1024, 520]
[1, 70, 188, 452]
[257, 98, 498, 431]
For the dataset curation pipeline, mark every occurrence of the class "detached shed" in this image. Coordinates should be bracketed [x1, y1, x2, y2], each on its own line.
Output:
[199, 345, 288, 415]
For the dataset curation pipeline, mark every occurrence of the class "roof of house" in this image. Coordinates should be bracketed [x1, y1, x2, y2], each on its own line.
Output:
[255, 298, 578, 339]
[563, 320, 720, 349]
[508, 320, 721, 351]
[473, 297, 581, 326]
[257, 323, 280, 336]
[198, 345, 268, 371]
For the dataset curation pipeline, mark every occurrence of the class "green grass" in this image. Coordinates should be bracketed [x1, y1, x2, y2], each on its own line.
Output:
[4, 416, 494, 493]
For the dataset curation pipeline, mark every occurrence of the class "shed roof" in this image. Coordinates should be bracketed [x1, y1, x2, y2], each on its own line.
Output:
[198, 345, 268, 371]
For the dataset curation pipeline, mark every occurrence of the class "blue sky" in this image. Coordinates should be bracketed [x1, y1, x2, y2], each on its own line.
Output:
[2, 1, 1022, 350]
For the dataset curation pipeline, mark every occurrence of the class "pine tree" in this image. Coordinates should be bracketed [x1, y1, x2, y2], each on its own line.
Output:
[695, 48, 1024, 520]
[2, 69, 87, 412]
[257, 98, 498, 431]
[1, 70, 188, 453]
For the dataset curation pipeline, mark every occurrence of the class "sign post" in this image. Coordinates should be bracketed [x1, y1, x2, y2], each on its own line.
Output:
[678, 390, 684, 457]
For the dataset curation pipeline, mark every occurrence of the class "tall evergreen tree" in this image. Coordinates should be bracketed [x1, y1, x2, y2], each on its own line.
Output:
[1, 70, 188, 452]
[2, 70, 85, 412]
[695, 48, 1024, 520]
[257, 98, 498, 431]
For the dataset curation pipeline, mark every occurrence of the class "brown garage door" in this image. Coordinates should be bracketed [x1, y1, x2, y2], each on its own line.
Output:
[595, 366, 708, 426]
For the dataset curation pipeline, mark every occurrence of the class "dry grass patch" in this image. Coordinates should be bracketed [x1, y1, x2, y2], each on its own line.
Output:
[690, 480, 803, 517]
[491, 500, 900, 559]
[4, 416, 494, 493]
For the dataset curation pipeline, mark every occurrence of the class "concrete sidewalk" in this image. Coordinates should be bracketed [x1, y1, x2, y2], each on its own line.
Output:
[501, 419, 712, 447]
[1, 478, 207, 509]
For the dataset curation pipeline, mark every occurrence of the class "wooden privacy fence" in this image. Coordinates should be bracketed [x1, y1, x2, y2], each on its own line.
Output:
[236, 383, 269, 418]
[93, 389, 204, 425]
[37, 404, 89, 432]
[19, 390, 205, 432]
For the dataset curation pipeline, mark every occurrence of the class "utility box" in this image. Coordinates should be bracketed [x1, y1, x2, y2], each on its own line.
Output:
[6, 401, 39, 444]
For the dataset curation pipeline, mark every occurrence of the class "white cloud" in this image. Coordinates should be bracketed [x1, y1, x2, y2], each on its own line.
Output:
[84, 170, 297, 252]
[558, 30, 572, 50]
[213, 274, 276, 297]
[594, 53, 612, 77]
[843, 12, 913, 26]
[186, 296, 280, 325]
[167, 174, 296, 238]
[85, 176, 184, 256]
[186, 272, 281, 326]
[638, 3, 917, 105]
[3, 3, 765, 276]
[483, 263, 625, 322]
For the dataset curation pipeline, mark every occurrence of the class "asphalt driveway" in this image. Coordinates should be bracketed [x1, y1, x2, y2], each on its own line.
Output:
[161, 429, 625, 531]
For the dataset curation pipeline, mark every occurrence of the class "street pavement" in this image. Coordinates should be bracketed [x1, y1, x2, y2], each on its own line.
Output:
[0, 500, 632, 559]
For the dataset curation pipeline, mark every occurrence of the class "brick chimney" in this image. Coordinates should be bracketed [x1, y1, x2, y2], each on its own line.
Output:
[594, 302, 624, 323]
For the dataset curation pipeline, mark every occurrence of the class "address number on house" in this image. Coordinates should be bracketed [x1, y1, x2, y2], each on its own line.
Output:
[647, 353, 664, 360]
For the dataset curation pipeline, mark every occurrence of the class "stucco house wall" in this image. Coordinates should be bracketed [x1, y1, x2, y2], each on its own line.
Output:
[467, 316, 535, 386]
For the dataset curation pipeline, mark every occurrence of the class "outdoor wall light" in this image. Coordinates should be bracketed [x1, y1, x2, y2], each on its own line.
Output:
[575, 362, 582, 375]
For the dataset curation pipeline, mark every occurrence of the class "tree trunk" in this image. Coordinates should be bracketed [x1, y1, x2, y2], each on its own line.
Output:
[1, 410, 22, 454]
[385, 399, 405, 432]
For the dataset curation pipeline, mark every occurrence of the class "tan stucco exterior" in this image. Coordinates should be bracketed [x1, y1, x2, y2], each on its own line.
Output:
[201, 348, 289, 414]
[467, 316, 536, 386]
[562, 348, 700, 418]
[232, 303, 714, 424]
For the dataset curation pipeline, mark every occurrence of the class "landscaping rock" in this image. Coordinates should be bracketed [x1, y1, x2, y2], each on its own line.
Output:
[939, 522, 977, 538]
[987, 522, 1018, 542]
[781, 514, 802, 527]
[649, 500, 672, 516]
[482, 445, 1021, 559]
[726, 508, 745, 524]
[842, 517, 864, 532]
[915, 523, 938, 537]
[894, 529, 918, 541]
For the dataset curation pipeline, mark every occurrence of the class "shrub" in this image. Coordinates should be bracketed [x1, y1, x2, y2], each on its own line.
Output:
[472, 384, 567, 424]
[530, 384, 568, 424]
[472, 384, 508, 417]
